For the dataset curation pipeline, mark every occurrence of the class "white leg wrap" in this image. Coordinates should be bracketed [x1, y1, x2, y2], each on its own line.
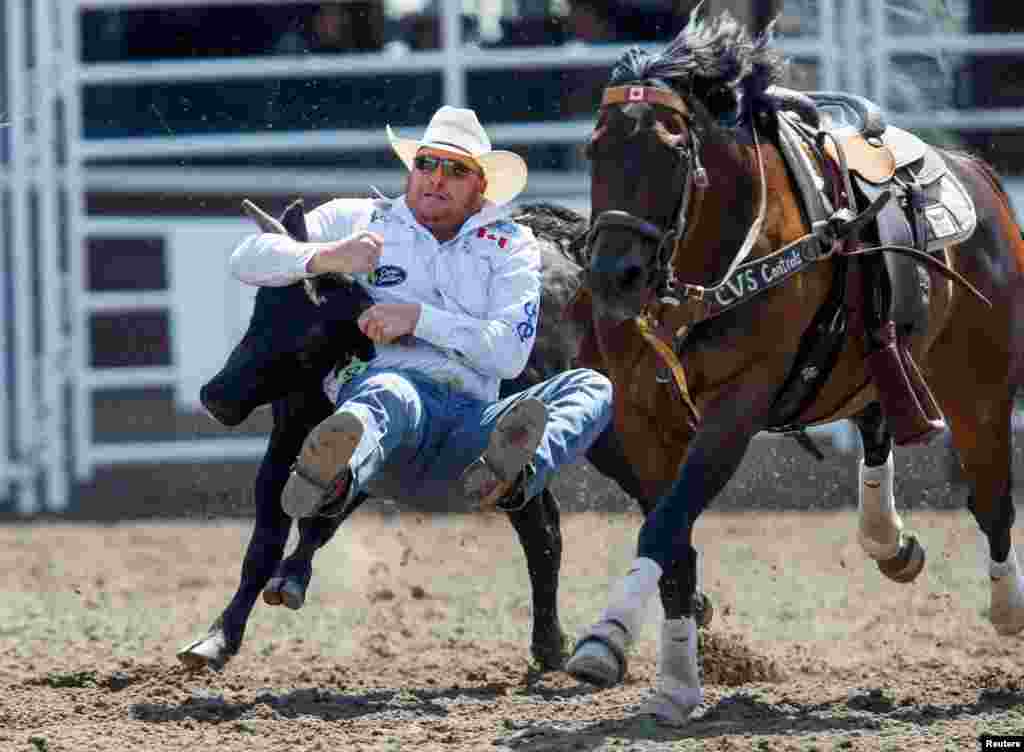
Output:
[598, 557, 663, 639]
[567, 557, 662, 688]
[857, 455, 903, 561]
[638, 617, 702, 726]
[990, 546, 1024, 636]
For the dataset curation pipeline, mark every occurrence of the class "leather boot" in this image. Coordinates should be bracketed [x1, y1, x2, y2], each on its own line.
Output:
[864, 322, 944, 446]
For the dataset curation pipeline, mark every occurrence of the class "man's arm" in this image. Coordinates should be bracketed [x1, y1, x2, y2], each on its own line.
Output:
[229, 199, 381, 287]
[229, 232, 320, 287]
[413, 239, 542, 380]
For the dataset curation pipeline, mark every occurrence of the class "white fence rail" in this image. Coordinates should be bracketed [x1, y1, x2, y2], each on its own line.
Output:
[2, 0, 70, 513]
[2, 0, 1023, 513]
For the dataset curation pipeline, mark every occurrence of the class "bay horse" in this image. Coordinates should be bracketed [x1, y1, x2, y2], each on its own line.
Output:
[177, 199, 710, 673]
[564, 10, 1024, 725]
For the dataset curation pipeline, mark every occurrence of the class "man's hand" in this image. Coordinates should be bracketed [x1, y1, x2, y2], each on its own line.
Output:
[358, 304, 421, 345]
[307, 230, 383, 276]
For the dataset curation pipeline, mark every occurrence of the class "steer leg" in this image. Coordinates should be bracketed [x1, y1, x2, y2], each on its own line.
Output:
[263, 493, 370, 610]
[506, 487, 568, 671]
[178, 388, 330, 670]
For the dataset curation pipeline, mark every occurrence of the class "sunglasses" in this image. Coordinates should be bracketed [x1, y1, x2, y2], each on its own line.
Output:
[413, 154, 481, 179]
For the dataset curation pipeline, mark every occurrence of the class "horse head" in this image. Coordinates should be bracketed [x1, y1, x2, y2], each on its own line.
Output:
[584, 11, 783, 325]
[585, 85, 699, 321]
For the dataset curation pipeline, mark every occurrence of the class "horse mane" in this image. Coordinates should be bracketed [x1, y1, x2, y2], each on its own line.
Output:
[608, 8, 786, 123]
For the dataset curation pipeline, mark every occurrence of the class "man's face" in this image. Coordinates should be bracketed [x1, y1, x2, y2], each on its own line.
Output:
[405, 148, 487, 240]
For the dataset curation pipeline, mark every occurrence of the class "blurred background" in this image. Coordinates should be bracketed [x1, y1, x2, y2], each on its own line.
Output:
[1, 0, 1022, 517]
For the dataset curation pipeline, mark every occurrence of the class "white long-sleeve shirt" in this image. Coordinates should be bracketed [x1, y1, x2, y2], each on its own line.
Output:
[230, 195, 541, 402]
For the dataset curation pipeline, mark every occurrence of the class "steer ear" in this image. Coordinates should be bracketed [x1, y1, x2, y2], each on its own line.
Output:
[280, 199, 308, 241]
[241, 199, 288, 235]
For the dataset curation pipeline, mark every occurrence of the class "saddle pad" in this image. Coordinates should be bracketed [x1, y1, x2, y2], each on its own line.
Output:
[913, 165, 977, 251]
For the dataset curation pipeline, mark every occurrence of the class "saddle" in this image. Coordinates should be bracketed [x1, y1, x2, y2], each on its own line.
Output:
[771, 88, 977, 445]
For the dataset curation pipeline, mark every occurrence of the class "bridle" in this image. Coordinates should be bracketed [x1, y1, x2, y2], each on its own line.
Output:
[585, 83, 770, 315]
[585, 85, 706, 298]
[581, 83, 772, 431]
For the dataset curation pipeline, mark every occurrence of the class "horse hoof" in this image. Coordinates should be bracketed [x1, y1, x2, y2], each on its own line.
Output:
[567, 620, 630, 687]
[637, 687, 702, 726]
[567, 638, 623, 687]
[263, 576, 306, 610]
[877, 533, 926, 583]
[694, 592, 714, 628]
[989, 568, 1024, 636]
[177, 628, 235, 672]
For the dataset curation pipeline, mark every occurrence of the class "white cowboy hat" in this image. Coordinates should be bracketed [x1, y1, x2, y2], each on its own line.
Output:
[386, 106, 528, 205]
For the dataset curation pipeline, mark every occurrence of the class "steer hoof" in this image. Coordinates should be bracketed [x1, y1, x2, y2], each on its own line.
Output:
[177, 624, 237, 672]
[263, 561, 312, 610]
[263, 575, 308, 610]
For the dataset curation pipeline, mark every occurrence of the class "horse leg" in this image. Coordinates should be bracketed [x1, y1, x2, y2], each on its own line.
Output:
[973, 481, 1022, 636]
[263, 492, 370, 610]
[938, 384, 1021, 634]
[177, 388, 331, 670]
[851, 403, 926, 583]
[569, 384, 768, 725]
[505, 487, 569, 670]
[927, 152, 1024, 634]
[585, 426, 713, 627]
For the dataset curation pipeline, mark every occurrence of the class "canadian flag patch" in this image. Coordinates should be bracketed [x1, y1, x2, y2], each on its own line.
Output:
[477, 227, 508, 248]
[628, 86, 645, 102]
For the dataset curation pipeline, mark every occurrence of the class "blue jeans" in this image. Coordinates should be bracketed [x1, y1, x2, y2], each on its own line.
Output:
[329, 368, 613, 507]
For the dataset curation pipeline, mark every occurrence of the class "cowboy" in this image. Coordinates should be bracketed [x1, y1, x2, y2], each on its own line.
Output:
[229, 104, 613, 526]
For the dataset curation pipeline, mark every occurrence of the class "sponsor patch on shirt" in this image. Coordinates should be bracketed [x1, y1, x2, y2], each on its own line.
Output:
[516, 299, 539, 342]
[367, 265, 407, 287]
[477, 227, 510, 249]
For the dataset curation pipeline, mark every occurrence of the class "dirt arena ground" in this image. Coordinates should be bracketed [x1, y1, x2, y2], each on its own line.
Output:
[3, 508, 1024, 751]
